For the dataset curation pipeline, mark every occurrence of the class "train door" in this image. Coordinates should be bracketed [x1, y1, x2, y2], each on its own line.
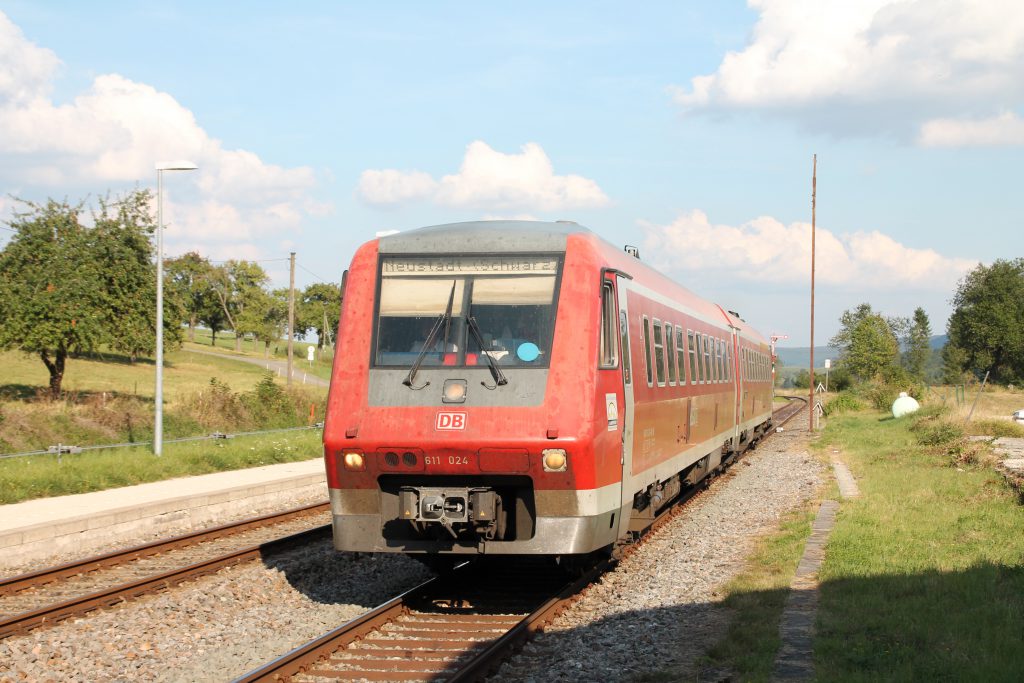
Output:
[730, 328, 741, 445]
[612, 275, 635, 543]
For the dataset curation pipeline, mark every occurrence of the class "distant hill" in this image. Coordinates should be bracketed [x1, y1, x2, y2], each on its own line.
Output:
[776, 335, 947, 369]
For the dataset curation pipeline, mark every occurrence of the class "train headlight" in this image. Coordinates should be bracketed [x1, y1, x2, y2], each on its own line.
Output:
[542, 448, 568, 472]
[443, 379, 467, 403]
[342, 450, 365, 471]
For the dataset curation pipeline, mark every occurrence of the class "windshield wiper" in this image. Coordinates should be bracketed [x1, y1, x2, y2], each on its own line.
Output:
[403, 280, 457, 390]
[467, 314, 508, 389]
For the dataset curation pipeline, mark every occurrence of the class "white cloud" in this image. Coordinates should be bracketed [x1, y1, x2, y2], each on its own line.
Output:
[671, 0, 1024, 144]
[358, 169, 438, 205]
[642, 209, 975, 289]
[0, 10, 328, 253]
[358, 141, 609, 211]
[919, 111, 1024, 147]
[0, 12, 59, 104]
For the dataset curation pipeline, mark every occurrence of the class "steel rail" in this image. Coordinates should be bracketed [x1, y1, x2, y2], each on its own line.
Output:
[233, 574, 444, 682]
[0, 502, 330, 638]
[234, 402, 804, 681]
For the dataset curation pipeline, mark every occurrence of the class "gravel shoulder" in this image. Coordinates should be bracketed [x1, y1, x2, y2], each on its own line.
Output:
[498, 414, 824, 682]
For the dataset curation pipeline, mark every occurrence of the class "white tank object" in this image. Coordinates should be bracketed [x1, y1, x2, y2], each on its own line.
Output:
[892, 392, 920, 418]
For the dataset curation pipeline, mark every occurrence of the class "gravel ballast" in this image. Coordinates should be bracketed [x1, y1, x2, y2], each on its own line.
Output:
[499, 413, 823, 682]
[1, 412, 822, 681]
[0, 539, 432, 681]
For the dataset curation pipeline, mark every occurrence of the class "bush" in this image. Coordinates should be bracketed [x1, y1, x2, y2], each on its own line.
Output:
[175, 374, 323, 433]
[827, 367, 853, 392]
[909, 412, 983, 466]
[823, 391, 865, 416]
[914, 421, 964, 446]
[241, 374, 305, 429]
[964, 419, 1024, 438]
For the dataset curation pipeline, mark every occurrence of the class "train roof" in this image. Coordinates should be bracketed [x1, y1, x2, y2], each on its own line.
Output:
[374, 220, 767, 344]
[377, 220, 587, 254]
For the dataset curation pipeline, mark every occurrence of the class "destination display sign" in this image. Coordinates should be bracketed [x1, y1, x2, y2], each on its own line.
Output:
[382, 255, 559, 277]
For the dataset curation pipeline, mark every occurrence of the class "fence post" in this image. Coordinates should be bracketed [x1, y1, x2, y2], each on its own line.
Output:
[965, 371, 990, 423]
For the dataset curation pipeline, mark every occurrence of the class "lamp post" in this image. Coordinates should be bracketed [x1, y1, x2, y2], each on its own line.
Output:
[154, 160, 197, 455]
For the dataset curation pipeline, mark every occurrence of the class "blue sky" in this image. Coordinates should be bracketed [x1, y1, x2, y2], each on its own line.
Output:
[1, 1, 1020, 347]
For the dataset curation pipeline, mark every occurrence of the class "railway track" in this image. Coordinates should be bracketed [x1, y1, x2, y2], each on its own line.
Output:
[235, 401, 806, 682]
[0, 501, 331, 639]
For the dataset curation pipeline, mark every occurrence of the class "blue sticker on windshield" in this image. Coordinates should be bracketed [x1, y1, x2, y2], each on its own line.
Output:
[517, 342, 540, 362]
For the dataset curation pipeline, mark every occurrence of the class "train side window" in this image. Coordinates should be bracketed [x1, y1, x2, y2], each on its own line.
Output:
[703, 335, 713, 384]
[723, 341, 729, 382]
[675, 327, 686, 384]
[653, 318, 666, 386]
[717, 339, 725, 383]
[687, 330, 697, 385]
[743, 348, 748, 380]
[599, 282, 618, 369]
[696, 333, 704, 383]
[712, 337, 720, 382]
[721, 340, 727, 382]
[666, 323, 677, 385]
[712, 339, 720, 383]
[725, 343, 732, 381]
[619, 310, 631, 384]
[643, 316, 653, 386]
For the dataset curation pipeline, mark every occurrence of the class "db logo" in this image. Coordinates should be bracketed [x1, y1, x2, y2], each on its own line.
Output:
[435, 412, 467, 431]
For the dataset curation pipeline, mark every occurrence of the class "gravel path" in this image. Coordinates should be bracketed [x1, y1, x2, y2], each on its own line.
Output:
[498, 414, 823, 682]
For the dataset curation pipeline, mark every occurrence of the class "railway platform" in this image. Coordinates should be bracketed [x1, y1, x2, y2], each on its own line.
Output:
[0, 459, 327, 569]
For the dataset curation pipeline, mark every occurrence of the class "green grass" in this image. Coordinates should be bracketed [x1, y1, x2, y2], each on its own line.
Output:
[0, 347, 327, 455]
[698, 501, 825, 681]
[0, 347, 278, 402]
[814, 412, 1024, 681]
[0, 429, 323, 504]
[184, 328, 334, 382]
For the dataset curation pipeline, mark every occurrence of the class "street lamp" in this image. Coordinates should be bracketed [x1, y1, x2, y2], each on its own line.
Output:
[154, 160, 197, 455]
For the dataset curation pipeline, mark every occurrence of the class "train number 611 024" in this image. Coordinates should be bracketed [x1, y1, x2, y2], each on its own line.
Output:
[424, 455, 470, 466]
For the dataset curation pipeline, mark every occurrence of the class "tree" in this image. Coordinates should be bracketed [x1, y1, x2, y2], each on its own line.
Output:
[92, 192, 182, 360]
[165, 252, 218, 343]
[251, 288, 289, 356]
[946, 259, 1024, 384]
[0, 192, 164, 397]
[902, 307, 932, 379]
[829, 303, 900, 381]
[297, 282, 343, 355]
[208, 260, 270, 351]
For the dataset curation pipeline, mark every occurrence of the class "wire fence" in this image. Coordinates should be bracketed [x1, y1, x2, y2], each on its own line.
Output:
[0, 423, 324, 462]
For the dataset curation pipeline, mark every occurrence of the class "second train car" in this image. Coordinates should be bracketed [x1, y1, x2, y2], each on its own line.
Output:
[323, 220, 773, 560]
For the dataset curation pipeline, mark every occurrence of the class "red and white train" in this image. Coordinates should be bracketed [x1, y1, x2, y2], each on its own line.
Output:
[323, 221, 773, 560]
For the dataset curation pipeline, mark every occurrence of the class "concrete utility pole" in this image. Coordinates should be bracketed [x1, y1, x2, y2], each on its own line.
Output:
[288, 251, 296, 386]
[809, 154, 817, 432]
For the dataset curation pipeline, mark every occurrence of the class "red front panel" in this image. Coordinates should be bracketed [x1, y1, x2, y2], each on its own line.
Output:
[323, 234, 622, 496]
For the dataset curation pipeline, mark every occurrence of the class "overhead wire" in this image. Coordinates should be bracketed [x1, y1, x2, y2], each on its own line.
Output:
[297, 262, 336, 284]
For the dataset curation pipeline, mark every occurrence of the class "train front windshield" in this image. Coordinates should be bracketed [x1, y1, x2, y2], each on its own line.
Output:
[374, 255, 562, 368]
